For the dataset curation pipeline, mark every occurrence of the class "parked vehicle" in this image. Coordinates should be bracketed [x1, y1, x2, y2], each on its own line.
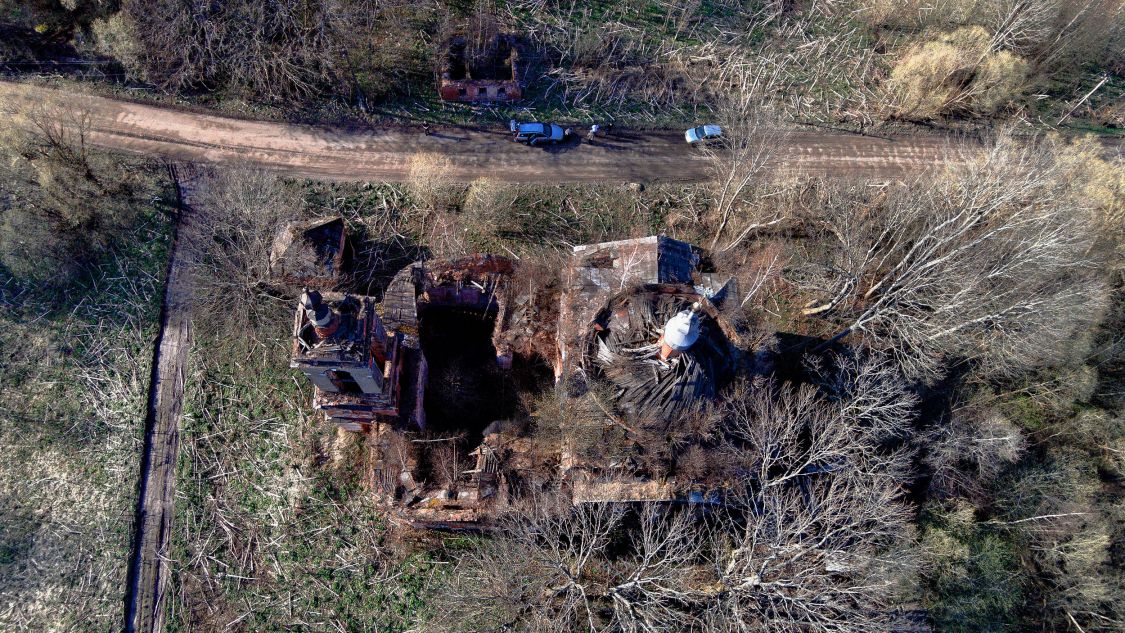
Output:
[510, 120, 568, 145]
[685, 124, 722, 144]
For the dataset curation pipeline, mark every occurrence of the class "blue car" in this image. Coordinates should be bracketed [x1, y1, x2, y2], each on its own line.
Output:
[510, 120, 568, 145]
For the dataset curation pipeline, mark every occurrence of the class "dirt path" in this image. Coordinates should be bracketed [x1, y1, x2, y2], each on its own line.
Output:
[123, 165, 201, 633]
[1, 81, 965, 182]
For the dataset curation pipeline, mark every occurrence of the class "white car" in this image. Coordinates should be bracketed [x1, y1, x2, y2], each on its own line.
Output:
[685, 124, 722, 144]
[510, 120, 568, 145]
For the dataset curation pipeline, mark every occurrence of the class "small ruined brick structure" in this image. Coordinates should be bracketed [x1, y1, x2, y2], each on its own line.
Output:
[439, 34, 522, 103]
[269, 217, 347, 290]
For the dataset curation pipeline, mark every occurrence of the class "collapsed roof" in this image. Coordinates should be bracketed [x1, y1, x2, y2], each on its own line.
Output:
[588, 288, 737, 422]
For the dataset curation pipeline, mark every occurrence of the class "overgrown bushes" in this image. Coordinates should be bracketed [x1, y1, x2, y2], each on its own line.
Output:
[920, 501, 1026, 631]
[789, 132, 1110, 380]
[886, 26, 1029, 119]
[118, 0, 344, 101]
[868, 0, 1125, 121]
[0, 104, 159, 284]
[186, 169, 303, 333]
[430, 356, 920, 632]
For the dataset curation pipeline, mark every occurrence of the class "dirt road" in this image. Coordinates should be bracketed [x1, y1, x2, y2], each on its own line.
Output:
[1, 81, 962, 182]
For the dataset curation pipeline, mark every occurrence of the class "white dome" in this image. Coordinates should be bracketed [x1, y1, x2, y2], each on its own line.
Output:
[663, 309, 701, 351]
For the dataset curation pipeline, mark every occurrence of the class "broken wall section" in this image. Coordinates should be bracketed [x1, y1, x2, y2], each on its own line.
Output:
[558, 236, 723, 374]
[269, 217, 347, 291]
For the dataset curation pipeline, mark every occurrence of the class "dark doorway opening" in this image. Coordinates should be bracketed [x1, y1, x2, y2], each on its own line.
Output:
[329, 369, 361, 394]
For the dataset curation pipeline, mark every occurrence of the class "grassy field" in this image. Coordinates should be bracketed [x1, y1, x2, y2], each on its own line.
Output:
[0, 184, 172, 630]
[163, 321, 438, 631]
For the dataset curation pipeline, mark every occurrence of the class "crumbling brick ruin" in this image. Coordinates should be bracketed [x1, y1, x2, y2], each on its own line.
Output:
[269, 217, 347, 290]
[556, 236, 740, 504]
[438, 34, 522, 103]
[289, 237, 739, 527]
[290, 291, 407, 432]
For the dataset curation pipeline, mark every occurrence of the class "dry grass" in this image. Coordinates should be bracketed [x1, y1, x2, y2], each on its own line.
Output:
[164, 289, 437, 632]
[1054, 135, 1125, 262]
[163, 178, 439, 630]
[309, 179, 711, 262]
[407, 153, 463, 213]
[494, 0, 881, 125]
[865, 0, 1125, 122]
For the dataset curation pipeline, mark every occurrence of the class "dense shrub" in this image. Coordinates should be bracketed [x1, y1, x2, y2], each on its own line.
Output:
[119, 0, 345, 101]
[870, 0, 1124, 121]
[885, 26, 1029, 119]
[921, 502, 1026, 632]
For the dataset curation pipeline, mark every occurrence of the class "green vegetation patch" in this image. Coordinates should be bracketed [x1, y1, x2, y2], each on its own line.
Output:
[0, 156, 173, 630]
[165, 320, 442, 631]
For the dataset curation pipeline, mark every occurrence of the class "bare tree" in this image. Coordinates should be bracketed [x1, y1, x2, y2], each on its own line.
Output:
[703, 67, 789, 253]
[704, 481, 915, 633]
[429, 357, 920, 633]
[0, 101, 147, 284]
[429, 438, 465, 493]
[1020, 0, 1125, 82]
[925, 404, 1026, 500]
[808, 351, 919, 443]
[187, 168, 303, 334]
[607, 506, 705, 633]
[122, 0, 345, 101]
[705, 364, 918, 632]
[988, 0, 1057, 54]
[737, 242, 786, 308]
[801, 132, 1108, 380]
[430, 497, 706, 633]
[22, 106, 99, 183]
[429, 494, 626, 633]
[724, 357, 915, 492]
